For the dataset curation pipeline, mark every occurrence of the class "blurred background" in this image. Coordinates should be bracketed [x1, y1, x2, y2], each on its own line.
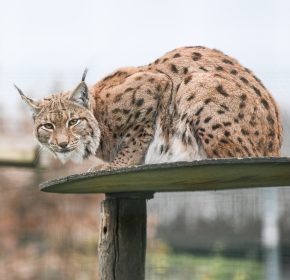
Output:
[0, 0, 290, 279]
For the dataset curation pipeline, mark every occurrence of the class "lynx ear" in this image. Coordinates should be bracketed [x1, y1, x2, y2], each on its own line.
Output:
[70, 68, 89, 107]
[14, 84, 41, 114]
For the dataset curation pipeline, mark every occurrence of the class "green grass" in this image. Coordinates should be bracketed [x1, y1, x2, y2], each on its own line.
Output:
[146, 251, 265, 280]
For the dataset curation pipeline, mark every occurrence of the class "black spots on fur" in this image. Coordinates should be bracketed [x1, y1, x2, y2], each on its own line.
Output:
[126, 114, 133, 124]
[136, 98, 144, 107]
[214, 73, 224, 79]
[239, 102, 246, 109]
[224, 131, 231, 137]
[114, 94, 122, 103]
[125, 87, 133, 93]
[106, 93, 110, 98]
[253, 75, 265, 89]
[240, 76, 249, 84]
[216, 66, 224, 71]
[237, 137, 243, 143]
[268, 130, 275, 139]
[173, 53, 181, 58]
[160, 145, 164, 154]
[184, 75, 192, 85]
[267, 114, 275, 124]
[227, 150, 234, 157]
[252, 86, 261, 97]
[204, 139, 210, 144]
[133, 125, 140, 131]
[223, 122, 232, 127]
[240, 94, 247, 101]
[103, 71, 119, 81]
[204, 116, 212, 123]
[268, 141, 274, 151]
[216, 85, 229, 97]
[146, 107, 153, 115]
[131, 91, 136, 105]
[204, 98, 212, 104]
[187, 94, 195, 101]
[238, 112, 244, 120]
[261, 98, 269, 109]
[212, 124, 222, 130]
[230, 69, 238, 75]
[243, 145, 251, 156]
[183, 67, 188, 74]
[217, 110, 225, 114]
[135, 76, 142, 81]
[181, 113, 187, 121]
[213, 150, 220, 157]
[222, 59, 234, 65]
[134, 111, 141, 119]
[154, 58, 160, 64]
[171, 64, 178, 73]
[195, 107, 204, 116]
[244, 68, 251, 74]
[192, 52, 202, 61]
[208, 134, 214, 139]
[220, 104, 229, 111]
[241, 128, 249, 136]
[220, 138, 229, 144]
[123, 109, 130, 114]
[113, 133, 117, 139]
[112, 108, 121, 114]
[199, 66, 208, 72]
[162, 58, 169, 63]
[254, 130, 260, 136]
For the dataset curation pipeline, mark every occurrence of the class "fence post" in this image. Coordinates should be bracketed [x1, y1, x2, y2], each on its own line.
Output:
[98, 192, 154, 280]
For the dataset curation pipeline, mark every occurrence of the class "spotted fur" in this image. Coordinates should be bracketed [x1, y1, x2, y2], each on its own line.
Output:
[19, 46, 282, 170]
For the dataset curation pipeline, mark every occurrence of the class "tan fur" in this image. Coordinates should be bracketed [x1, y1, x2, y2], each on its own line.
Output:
[19, 46, 283, 170]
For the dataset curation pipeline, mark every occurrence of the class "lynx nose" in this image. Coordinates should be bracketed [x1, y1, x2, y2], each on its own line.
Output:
[59, 142, 68, 149]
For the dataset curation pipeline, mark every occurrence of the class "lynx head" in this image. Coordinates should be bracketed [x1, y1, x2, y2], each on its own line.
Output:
[15, 69, 100, 163]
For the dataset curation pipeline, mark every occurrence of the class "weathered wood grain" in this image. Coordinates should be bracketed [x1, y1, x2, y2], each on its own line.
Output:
[99, 193, 151, 280]
[40, 157, 290, 194]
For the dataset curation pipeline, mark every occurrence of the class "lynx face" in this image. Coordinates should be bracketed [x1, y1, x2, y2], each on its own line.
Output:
[16, 73, 101, 163]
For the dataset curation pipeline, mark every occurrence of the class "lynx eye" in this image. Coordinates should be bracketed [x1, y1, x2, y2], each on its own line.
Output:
[42, 123, 54, 130]
[68, 118, 80, 126]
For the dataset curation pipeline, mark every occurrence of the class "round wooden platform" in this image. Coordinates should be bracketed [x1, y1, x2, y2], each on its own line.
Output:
[39, 157, 290, 194]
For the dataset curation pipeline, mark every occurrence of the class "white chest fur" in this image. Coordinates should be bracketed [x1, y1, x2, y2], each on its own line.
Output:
[145, 121, 207, 164]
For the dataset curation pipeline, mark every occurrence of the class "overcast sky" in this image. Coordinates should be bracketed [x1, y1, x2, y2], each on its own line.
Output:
[0, 0, 290, 117]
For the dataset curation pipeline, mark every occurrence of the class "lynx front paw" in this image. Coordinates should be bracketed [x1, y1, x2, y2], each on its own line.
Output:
[88, 162, 111, 172]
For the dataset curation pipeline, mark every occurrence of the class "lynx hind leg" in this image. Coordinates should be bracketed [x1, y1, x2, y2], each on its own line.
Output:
[176, 73, 273, 158]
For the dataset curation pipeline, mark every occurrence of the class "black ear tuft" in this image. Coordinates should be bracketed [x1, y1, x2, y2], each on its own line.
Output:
[82, 68, 88, 82]
[14, 84, 40, 114]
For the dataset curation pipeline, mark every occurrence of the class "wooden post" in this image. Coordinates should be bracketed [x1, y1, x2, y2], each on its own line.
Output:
[98, 192, 154, 280]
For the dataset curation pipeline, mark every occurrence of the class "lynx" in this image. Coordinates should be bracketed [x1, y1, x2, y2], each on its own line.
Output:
[17, 46, 282, 171]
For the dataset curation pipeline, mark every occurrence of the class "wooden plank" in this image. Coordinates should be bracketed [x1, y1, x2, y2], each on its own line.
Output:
[98, 193, 152, 280]
[39, 157, 290, 194]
